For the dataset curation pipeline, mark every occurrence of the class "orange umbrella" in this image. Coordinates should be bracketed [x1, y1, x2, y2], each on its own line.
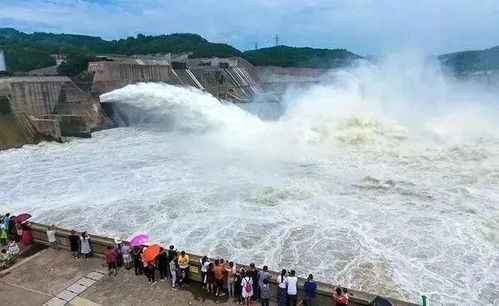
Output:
[142, 244, 161, 262]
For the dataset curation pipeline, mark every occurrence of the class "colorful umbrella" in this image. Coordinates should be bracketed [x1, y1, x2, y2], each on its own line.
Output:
[142, 244, 161, 262]
[15, 213, 32, 222]
[128, 233, 149, 246]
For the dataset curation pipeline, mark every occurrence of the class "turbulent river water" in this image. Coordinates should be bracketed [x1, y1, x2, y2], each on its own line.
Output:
[1, 58, 498, 305]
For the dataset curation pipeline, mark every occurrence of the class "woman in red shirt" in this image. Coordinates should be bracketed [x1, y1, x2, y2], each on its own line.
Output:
[104, 246, 117, 276]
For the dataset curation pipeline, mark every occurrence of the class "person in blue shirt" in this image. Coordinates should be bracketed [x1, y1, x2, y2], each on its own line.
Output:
[303, 274, 317, 306]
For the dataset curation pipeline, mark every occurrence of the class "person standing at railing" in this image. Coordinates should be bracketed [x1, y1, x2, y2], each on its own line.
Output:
[8, 216, 19, 242]
[20, 221, 33, 246]
[248, 263, 258, 302]
[169, 254, 178, 290]
[104, 245, 117, 276]
[0, 219, 8, 246]
[241, 270, 254, 306]
[122, 242, 132, 270]
[260, 278, 271, 306]
[132, 246, 143, 276]
[47, 225, 59, 249]
[114, 237, 123, 267]
[213, 259, 226, 296]
[167, 245, 177, 278]
[178, 251, 189, 284]
[200, 255, 210, 290]
[206, 262, 215, 294]
[285, 270, 298, 306]
[80, 232, 91, 260]
[226, 261, 237, 298]
[277, 269, 288, 306]
[332, 287, 349, 305]
[303, 274, 317, 306]
[257, 266, 271, 299]
[145, 260, 156, 284]
[234, 268, 244, 304]
[157, 247, 168, 281]
[68, 230, 80, 258]
[3, 213, 10, 239]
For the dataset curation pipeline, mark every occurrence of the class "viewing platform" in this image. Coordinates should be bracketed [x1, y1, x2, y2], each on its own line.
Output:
[0, 222, 419, 306]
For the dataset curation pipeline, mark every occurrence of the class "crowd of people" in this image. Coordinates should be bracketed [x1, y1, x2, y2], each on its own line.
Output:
[0, 213, 33, 269]
[66, 230, 352, 306]
[0, 214, 352, 306]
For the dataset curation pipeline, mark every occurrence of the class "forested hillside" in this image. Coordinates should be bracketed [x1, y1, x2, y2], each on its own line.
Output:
[0, 28, 361, 75]
[439, 46, 499, 74]
[243, 45, 361, 68]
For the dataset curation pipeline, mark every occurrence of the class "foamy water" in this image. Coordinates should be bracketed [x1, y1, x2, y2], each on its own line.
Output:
[1, 58, 498, 305]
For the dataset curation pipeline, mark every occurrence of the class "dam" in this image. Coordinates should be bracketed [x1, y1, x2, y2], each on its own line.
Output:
[1, 55, 498, 306]
[0, 55, 325, 149]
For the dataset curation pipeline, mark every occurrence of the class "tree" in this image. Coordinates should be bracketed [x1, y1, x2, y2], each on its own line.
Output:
[57, 52, 96, 76]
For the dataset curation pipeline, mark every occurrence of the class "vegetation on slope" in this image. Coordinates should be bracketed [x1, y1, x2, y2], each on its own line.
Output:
[439, 46, 499, 74]
[0, 28, 242, 74]
[242, 45, 362, 68]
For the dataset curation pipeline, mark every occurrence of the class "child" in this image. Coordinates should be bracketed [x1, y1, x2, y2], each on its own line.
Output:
[241, 270, 253, 306]
[8, 240, 20, 262]
[47, 225, 59, 249]
[0, 249, 10, 269]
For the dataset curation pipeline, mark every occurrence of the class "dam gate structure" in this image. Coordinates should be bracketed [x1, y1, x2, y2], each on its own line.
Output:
[0, 54, 334, 150]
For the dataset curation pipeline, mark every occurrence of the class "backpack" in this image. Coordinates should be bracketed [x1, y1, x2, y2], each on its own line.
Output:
[244, 277, 252, 293]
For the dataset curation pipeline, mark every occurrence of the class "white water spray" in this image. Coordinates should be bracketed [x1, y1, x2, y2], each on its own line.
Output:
[1, 55, 498, 305]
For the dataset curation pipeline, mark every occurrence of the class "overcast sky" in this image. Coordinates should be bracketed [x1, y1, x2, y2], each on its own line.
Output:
[1, 0, 498, 55]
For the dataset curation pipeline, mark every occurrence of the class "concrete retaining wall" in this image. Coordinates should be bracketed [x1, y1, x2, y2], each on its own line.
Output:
[30, 117, 62, 141]
[28, 222, 417, 306]
[0, 113, 43, 150]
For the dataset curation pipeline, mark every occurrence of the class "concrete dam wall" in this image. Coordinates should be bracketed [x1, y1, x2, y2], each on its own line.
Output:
[0, 76, 113, 149]
[0, 113, 44, 150]
[0, 56, 337, 150]
[90, 59, 172, 95]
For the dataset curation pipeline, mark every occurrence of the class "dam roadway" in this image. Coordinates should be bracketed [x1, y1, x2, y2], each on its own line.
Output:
[0, 222, 418, 306]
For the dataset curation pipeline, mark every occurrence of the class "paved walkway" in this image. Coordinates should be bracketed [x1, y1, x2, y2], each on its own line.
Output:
[0, 247, 277, 306]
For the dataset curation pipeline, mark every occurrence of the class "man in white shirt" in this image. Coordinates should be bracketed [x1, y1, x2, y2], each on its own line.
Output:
[284, 270, 298, 306]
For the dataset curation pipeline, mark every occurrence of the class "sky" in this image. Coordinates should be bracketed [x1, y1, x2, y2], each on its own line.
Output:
[0, 0, 498, 55]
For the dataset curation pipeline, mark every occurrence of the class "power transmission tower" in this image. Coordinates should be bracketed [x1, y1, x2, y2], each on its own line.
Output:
[275, 34, 279, 46]
[255, 42, 258, 50]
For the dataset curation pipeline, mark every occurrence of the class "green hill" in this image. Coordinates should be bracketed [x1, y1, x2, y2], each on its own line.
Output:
[243, 45, 362, 68]
[439, 46, 499, 74]
[0, 28, 361, 74]
[0, 28, 242, 73]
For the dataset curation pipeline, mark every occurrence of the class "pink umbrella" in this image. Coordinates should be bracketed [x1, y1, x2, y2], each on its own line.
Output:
[15, 213, 32, 223]
[128, 233, 149, 246]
